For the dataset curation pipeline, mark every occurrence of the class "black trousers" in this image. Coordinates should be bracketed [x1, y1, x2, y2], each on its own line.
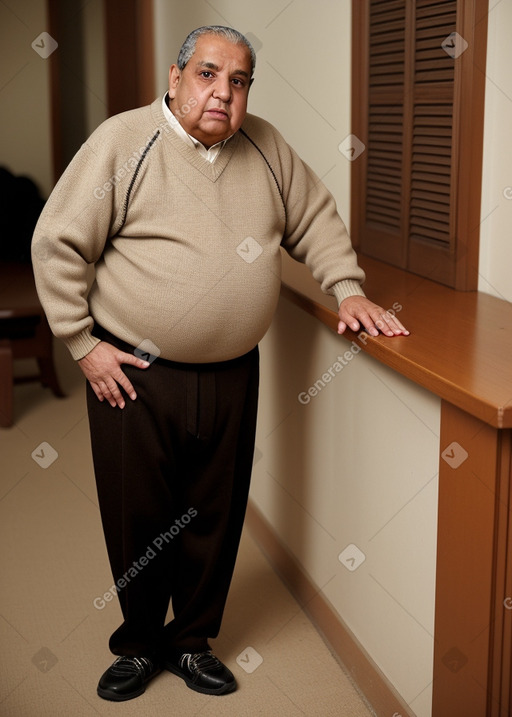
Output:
[87, 325, 259, 660]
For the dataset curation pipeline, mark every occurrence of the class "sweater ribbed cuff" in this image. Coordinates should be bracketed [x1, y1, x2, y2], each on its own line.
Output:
[63, 329, 101, 361]
[332, 279, 366, 306]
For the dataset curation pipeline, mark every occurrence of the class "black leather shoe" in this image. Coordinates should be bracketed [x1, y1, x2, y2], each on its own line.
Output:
[165, 651, 236, 695]
[97, 656, 161, 701]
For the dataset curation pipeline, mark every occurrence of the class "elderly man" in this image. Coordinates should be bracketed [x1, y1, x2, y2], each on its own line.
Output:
[32, 26, 408, 702]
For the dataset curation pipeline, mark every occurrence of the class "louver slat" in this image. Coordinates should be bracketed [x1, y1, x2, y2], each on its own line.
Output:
[365, 0, 405, 236]
[366, 104, 404, 232]
[364, 0, 456, 253]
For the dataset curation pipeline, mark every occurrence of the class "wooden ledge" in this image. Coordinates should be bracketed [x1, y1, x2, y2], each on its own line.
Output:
[280, 252, 512, 429]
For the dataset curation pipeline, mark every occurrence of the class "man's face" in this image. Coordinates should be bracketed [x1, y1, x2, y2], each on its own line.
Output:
[168, 34, 252, 148]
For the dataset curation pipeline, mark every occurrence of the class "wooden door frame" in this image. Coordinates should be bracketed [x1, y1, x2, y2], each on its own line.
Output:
[47, 0, 155, 183]
[103, 0, 155, 117]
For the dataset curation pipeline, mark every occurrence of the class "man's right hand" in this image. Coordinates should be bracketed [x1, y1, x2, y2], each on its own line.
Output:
[78, 341, 150, 408]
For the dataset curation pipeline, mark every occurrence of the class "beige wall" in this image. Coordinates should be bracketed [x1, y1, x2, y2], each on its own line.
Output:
[479, 0, 512, 302]
[0, 0, 106, 198]
[0, 0, 53, 197]
[81, 0, 107, 140]
[255, 298, 440, 717]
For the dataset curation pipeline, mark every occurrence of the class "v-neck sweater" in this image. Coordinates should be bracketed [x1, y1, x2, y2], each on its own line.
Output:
[32, 97, 366, 363]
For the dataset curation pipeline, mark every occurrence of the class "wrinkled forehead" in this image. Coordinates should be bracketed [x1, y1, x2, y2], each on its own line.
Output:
[189, 34, 252, 74]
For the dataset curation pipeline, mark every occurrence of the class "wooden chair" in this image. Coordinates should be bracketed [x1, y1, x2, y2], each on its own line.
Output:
[0, 262, 64, 427]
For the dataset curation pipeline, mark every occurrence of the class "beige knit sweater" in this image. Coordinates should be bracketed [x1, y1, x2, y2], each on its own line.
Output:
[32, 97, 365, 363]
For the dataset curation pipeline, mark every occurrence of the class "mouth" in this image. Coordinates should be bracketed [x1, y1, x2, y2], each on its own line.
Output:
[205, 108, 229, 120]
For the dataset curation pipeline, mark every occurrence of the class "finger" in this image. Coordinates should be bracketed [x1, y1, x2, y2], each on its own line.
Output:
[372, 313, 395, 336]
[113, 371, 138, 402]
[337, 309, 362, 333]
[374, 311, 410, 336]
[98, 380, 121, 408]
[357, 309, 396, 337]
[390, 315, 410, 334]
[117, 350, 151, 369]
[106, 379, 127, 409]
[90, 382, 105, 403]
[353, 311, 379, 336]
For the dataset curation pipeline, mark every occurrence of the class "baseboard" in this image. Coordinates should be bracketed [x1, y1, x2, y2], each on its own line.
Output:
[245, 499, 415, 717]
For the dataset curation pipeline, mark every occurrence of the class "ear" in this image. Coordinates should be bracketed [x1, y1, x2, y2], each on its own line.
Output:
[168, 64, 181, 99]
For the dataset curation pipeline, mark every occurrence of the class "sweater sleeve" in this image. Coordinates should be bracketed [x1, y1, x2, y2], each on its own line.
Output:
[280, 142, 366, 303]
[241, 116, 366, 305]
[31, 119, 138, 360]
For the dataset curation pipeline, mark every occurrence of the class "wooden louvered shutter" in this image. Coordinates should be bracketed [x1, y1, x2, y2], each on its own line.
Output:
[351, 0, 488, 290]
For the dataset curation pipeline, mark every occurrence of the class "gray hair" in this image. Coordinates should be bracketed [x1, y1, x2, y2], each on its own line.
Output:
[177, 26, 256, 77]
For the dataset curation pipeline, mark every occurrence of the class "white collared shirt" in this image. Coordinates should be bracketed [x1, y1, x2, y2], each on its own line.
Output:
[162, 94, 230, 163]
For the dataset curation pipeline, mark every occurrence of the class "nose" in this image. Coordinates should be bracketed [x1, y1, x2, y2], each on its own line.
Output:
[212, 76, 231, 103]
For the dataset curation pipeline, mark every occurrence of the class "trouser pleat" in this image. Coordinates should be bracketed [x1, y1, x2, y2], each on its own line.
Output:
[87, 327, 259, 658]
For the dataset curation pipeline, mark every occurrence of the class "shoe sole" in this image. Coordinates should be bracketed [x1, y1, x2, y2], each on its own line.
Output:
[97, 685, 146, 701]
[164, 662, 237, 695]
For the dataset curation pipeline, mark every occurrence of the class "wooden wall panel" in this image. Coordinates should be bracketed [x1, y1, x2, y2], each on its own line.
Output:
[433, 401, 512, 715]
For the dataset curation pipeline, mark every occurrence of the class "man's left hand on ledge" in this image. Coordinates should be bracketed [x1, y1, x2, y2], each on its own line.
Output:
[337, 295, 410, 338]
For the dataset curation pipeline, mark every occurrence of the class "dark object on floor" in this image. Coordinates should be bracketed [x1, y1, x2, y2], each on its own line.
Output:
[0, 168, 63, 427]
[0, 262, 65, 427]
[0, 166, 46, 263]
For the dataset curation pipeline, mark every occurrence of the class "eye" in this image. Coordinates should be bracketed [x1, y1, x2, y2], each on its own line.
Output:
[200, 71, 214, 79]
[231, 78, 245, 88]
